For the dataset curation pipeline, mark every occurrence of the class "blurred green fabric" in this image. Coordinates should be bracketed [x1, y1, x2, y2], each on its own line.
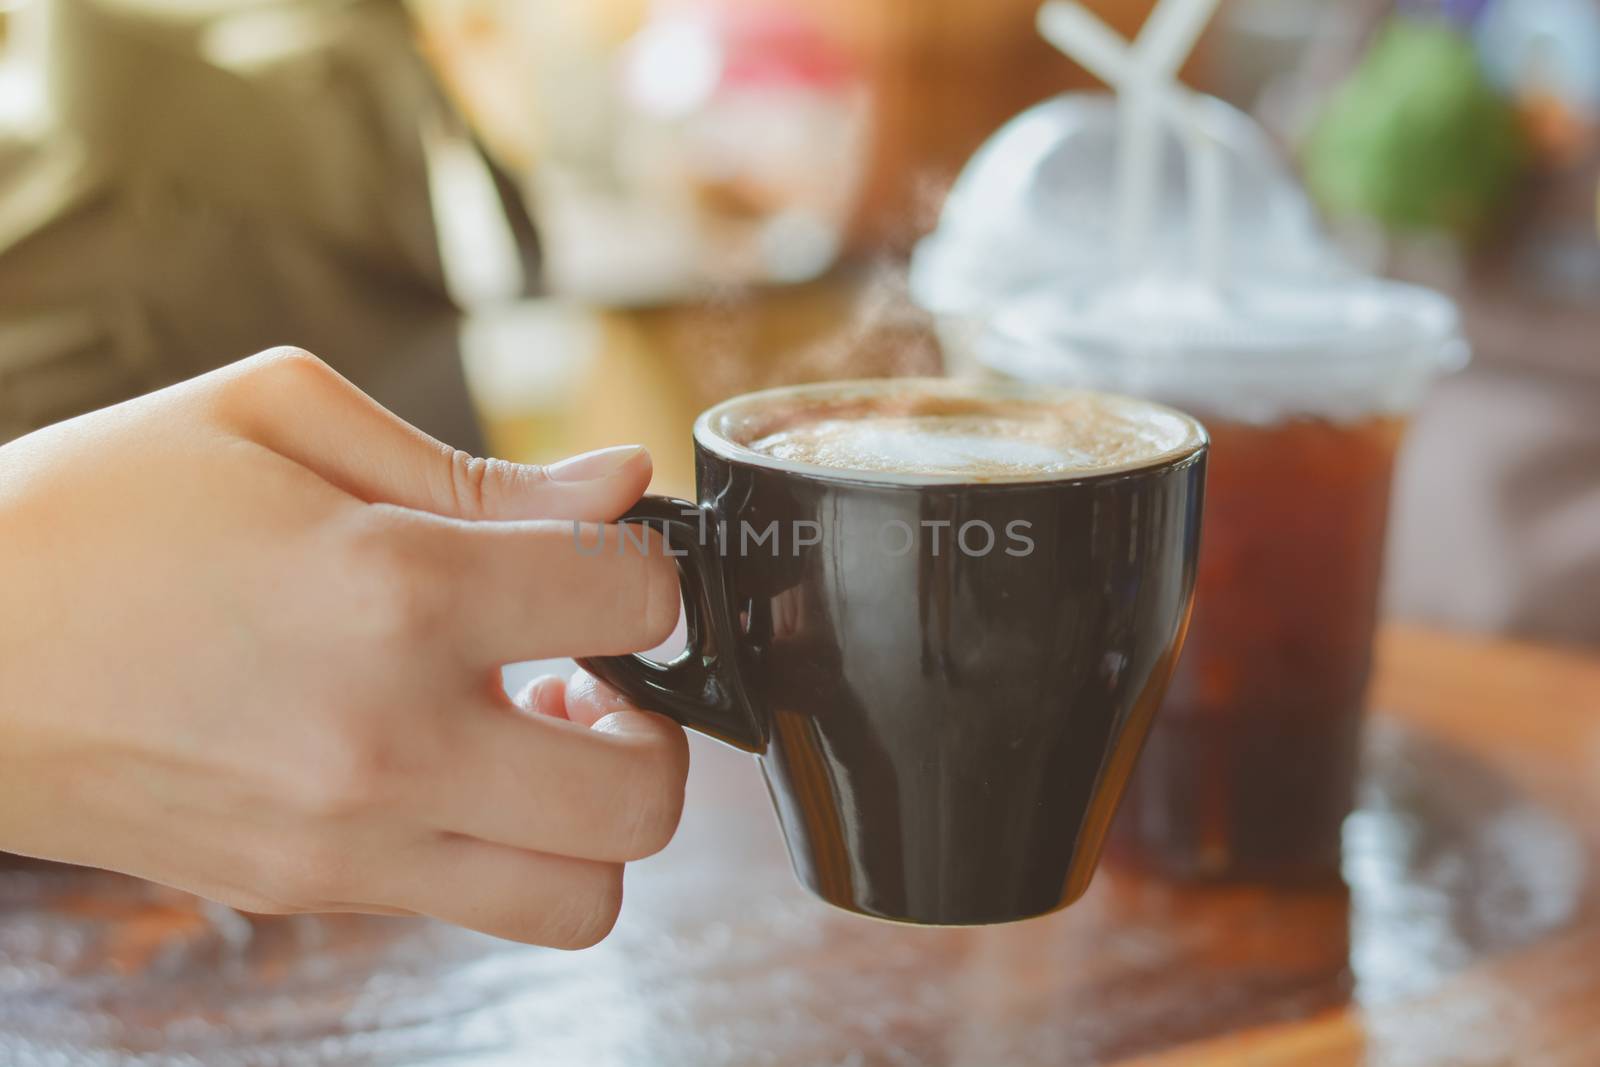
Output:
[0, 0, 507, 449]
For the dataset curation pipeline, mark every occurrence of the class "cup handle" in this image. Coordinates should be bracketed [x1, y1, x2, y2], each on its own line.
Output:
[576, 495, 765, 753]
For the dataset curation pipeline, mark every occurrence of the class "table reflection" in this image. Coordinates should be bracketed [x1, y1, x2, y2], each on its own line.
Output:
[1, 715, 1588, 1066]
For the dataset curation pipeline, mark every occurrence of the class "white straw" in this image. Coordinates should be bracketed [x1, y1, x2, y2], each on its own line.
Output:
[1114, 77, 1159, 275]
[1187, 117, 1227, 286]
[1124, 0, 1215, 275]
[1037, 2, 1208, 127]
[1133, 0, 1223, 76]
[1036, 1, 1134, 87]
[1036, 0, 1230, 286]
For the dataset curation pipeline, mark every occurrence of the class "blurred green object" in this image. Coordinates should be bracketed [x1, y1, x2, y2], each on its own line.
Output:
[1304, 16, 1526, 238]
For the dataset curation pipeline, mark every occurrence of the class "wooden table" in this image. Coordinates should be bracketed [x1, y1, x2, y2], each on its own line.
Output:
[3, 626, 1599, 1065]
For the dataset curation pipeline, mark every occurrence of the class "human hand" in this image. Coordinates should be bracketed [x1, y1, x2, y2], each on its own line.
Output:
[0, 348, 688, 947]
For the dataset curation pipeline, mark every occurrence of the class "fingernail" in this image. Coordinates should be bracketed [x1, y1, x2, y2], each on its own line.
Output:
[569, 670, 633, 712]
[546, 445, 646, 483]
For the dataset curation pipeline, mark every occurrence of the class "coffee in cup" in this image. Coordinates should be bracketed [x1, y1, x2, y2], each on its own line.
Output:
[578, 378, 1206, 925]
[739, 389, 1199, 480]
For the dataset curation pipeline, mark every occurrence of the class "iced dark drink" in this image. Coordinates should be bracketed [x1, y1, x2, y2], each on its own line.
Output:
[975, 278, 1464, 884]
[1107, 413, 1405, 881]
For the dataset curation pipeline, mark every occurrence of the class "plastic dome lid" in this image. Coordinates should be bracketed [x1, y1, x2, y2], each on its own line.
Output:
[909, 92, 1337, 320]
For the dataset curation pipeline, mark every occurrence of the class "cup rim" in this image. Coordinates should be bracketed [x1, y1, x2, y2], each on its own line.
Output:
[692, 377, 1209, 487]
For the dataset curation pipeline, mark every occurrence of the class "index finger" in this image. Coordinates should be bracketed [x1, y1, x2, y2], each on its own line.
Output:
[354, 508, 683, 665]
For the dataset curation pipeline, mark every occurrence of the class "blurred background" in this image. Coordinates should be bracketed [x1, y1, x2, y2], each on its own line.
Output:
[0, 0, 1596, 646]
[2, 6, 1599, 1059]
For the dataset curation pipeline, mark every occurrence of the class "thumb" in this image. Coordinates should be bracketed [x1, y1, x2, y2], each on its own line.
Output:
[227, 348, 653, 521]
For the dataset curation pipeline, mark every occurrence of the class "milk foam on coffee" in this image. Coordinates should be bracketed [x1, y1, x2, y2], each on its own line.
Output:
[733, 388, 1199, 480]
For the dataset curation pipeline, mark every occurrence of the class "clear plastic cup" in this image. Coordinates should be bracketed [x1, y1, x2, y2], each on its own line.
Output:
[910, 78, 1469, 881]
[976, 276, 1466, 881]
[908, 92, 1334, 373]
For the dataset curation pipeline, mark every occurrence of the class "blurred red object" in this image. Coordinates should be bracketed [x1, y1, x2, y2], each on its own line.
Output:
[717, 4, 859, 90]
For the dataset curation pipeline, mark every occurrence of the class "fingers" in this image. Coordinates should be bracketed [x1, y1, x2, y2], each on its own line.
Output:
[375, 835, 626, 948]
[565, 669, 637, 729]
[212, 680, 682, 944]
[426, 699, 690, 864]
[348, 508, 682, 663]
[217, 348, 652, 521]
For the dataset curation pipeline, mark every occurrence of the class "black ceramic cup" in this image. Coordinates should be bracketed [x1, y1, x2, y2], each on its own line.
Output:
[579, 379, 1206, 925]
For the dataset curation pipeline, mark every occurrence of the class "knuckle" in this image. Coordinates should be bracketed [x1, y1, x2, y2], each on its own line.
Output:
[446, 449, 492, 518]
[250, 346, 337, 390]
[442, 451, 527, 519]
[292, 716, 394, 817]
[209, 347, 336, 422]
[341, 510, 450, 647]
[545, 864, 624, 950]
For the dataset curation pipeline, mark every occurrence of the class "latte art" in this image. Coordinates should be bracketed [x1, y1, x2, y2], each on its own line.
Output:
[735, 389, 1200, 481]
